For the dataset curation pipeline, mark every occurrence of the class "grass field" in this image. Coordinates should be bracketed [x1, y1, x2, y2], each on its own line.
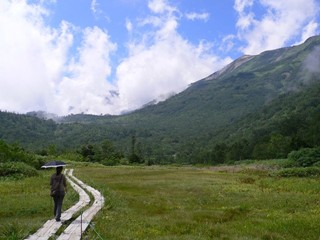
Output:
[75, 164, 320, 240]
[1, 163, 320, 239]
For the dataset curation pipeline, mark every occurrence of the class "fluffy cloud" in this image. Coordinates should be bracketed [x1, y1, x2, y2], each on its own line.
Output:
[148, 0, 176, 14]
[54, 27, 117, 115]
[115, 0, 230, 112]
[0, 0, 118, 115]
[0, 0, 72, 113]
[234, 0, 320, 54]
[116, 36, 227, 112]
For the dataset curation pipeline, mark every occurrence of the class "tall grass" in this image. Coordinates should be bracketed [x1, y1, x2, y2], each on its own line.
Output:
[75, 165, 320, 240]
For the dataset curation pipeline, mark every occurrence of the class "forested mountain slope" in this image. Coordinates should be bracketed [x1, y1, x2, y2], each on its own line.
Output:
[130, 35, 320, 135]
[0, 111, 56, 149]
[0, 36, 320, 164]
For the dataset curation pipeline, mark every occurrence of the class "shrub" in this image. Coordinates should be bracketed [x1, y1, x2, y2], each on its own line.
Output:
[313, 161, 320, 167]
[275, 167, 320, 177]
[32, 155, 48, 169]
[101, 157, 120, 166]
[0, 162, 38, 179]
[0, 140, 37, 168]
[287, 147, 320, 167]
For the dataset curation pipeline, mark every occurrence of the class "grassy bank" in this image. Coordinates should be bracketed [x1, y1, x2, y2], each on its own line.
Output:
[75, 165, 320, 239]
[0, 170, 78, 239]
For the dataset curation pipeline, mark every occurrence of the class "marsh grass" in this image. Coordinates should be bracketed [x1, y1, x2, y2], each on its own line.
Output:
[0, 169, 78, 239]
[1, 164, 320, 239]
[75, 165, 320, 240]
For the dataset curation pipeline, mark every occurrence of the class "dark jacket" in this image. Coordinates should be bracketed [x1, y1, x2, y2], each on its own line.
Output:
[50, 173, 67, 196]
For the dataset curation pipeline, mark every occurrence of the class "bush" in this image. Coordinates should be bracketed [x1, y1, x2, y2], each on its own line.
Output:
[313, 161, 320, 167]
[275, 167, 320, 177]
[287, 147, 320, 167]
[0, 140, 37, 168]
[0, 162, 38, 179]
[101, 157, 120, 166]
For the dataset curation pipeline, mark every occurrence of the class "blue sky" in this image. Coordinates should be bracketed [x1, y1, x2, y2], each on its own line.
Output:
[1, 0, 320, 115]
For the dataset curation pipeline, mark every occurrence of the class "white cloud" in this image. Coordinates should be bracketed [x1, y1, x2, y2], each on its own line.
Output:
[148, 0, 176, 14]
[236, 12, 255, 30]
[90, 0, 104, 19]
[126, 18, 133, 32]
[91, 0, 98, 14]
[54, 27, 117, 115]
[185, 12, 210, 22]
[0, 0, 72, 113]
[298, 21, 319, 45]
[234, 0, 320, 55]
[115, 0, 231, 112]
[116, 35, 228, 112]
[0, 0, 118, 115]
[234, 0, 254, 13]
[304, 46, 320, 74]
[220, 35, 237, 53]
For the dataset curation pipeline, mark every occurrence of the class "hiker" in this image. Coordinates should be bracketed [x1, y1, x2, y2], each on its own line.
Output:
[50, 166, 67, 222]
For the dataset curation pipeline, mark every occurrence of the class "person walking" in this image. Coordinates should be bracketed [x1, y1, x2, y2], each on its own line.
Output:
[50, 166, 67, 222]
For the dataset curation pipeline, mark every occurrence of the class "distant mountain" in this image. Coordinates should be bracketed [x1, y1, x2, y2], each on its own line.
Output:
[126, 35, 320, 137]
[1, 35, 320, 163]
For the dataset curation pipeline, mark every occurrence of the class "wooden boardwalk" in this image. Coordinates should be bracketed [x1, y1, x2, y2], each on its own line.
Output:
[25, 169, 104, 240]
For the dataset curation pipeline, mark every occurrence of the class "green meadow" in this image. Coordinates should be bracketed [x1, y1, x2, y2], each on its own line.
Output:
[1, 163, 320, 239]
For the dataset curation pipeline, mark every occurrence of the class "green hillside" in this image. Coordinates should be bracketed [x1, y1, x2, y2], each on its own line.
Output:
[132, 35, 320, 133]
[0, 36, 320, 164]
[0, 111, 56, 149]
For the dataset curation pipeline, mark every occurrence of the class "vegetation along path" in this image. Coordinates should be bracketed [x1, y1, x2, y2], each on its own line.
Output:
[25, 169, 105, 240]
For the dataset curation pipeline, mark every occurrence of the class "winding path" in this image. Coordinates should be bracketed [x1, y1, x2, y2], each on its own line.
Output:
[25, 169, 104, 240]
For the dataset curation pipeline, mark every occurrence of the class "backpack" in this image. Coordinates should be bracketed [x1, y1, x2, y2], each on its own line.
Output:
[51, 174, 63, 197]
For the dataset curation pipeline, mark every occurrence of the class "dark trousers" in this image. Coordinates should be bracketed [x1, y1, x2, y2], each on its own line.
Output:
[53, 194, 65, 221]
